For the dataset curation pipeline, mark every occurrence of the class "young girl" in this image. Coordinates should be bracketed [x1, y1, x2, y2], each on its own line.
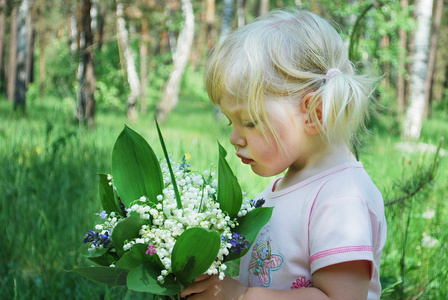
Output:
[181, 8, 386, 300]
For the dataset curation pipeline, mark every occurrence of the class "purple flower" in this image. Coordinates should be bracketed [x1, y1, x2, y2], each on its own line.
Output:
[146, 244, 157, 255]
[83, 229, 113, 250]
[225, 232, 250, 255]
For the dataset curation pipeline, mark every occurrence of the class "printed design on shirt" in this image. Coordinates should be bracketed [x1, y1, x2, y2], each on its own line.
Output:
[248, 239, 284, 287]
[291, 276, 313, 289]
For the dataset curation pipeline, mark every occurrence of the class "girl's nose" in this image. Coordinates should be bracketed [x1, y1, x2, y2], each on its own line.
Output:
[230, 127, 246, 149]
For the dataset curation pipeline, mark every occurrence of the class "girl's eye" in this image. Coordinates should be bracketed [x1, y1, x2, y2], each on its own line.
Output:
[243, 122, 257, 128]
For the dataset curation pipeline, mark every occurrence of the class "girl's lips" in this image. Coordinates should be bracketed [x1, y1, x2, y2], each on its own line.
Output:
[237, 153, 254, 164]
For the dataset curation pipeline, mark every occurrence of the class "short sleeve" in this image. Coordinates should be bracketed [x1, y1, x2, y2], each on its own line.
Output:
[308, 196, 375, 277]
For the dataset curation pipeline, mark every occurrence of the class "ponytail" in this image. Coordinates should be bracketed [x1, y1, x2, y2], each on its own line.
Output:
[315, 69, 378, 144]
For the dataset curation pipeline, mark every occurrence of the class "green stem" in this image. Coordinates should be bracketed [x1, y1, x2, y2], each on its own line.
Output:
[155, 117, 183, 209]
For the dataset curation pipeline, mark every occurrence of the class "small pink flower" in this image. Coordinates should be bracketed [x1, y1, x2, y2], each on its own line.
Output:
[146, 244, 157, 255]
[291, 277, 312, 289]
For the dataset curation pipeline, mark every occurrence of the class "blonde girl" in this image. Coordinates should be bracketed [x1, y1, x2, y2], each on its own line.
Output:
[181, 8, 386, 300]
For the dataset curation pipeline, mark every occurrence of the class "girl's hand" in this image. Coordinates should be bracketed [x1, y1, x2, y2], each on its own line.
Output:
[180, 274, 248, 300]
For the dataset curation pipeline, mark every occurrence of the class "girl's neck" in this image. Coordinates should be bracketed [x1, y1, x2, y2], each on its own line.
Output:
[276, 142, 356, 191]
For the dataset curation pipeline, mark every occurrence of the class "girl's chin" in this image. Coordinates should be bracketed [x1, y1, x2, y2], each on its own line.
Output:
[250, 165, 282, 178]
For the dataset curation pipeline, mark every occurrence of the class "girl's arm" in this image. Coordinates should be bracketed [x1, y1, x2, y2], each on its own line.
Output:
[180, 260, 370, 300]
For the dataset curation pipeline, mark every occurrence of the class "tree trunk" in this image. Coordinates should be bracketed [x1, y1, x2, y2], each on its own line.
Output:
[237, 0, 244, 28]
[191, 1, 207, 71]
[7, 6, 18, 101]
[70, 6, 78, 54]
[140, 17, 149, 115]
[220, 0, 234, 41]
[0, 0, 6, 91]
[116, 0, 140, 120]
[26, 0, 37, 86]
[423, 0, 443, 118]
[97, 3, 106, 50]
[402, 0, 434, 140]
[259, 0, 269, 16]
[405, 1, 418, 107]
[14, 0, 30, 112]
[206, 0, 215, 49]
[396, 0, 408, 114]
[380, 34, 390, 90]
[156, 0, 194, 122]
[76, 0, 96, 128]
[38, 0, 45, 99]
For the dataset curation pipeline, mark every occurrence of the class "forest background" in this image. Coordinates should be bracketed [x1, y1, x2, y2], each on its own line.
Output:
[0, 0, 447, 299]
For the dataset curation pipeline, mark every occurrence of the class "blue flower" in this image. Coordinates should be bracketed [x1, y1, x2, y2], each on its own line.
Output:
[99, 210, 108, 219]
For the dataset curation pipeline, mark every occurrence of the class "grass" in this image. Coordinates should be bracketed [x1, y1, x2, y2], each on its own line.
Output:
[0, 91, 447, 299]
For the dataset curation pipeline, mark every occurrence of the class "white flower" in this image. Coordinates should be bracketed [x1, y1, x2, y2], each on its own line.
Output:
[95, 224, 103, 230]
[90, 158, 257, 282]
[421, 233, 438, 248]
[123, 243, 132, 251]
[422, 208, 435, 220]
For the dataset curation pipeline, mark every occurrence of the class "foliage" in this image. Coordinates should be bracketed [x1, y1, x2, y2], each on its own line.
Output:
[94, 43, 128, 112]
[44, 34, 78, 97]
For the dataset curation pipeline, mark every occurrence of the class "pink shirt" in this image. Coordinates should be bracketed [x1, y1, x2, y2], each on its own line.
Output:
[238, 162, 387, 300]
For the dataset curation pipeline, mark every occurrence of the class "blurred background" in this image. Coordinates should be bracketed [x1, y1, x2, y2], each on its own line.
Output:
[0, 0, 447, 299]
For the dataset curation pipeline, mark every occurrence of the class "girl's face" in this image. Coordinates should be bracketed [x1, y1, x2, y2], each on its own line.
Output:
[220, 96, 312, 177]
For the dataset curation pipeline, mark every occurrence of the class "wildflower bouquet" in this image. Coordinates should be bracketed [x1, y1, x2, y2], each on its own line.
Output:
[71, 123, 273, 298]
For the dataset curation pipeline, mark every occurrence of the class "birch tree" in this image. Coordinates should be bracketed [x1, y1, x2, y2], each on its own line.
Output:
[14, 0, 30, 112]
[402, 0, 434, 140]
[220, 0, 234, 41]
[237, 0, 244, 28]
[156, 0, 194, 122]
[116, 0, 140, 120]
[259, 0, 269, 16]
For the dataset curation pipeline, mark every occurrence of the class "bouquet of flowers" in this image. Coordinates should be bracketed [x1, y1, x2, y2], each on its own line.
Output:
[70, 122, 273, 298]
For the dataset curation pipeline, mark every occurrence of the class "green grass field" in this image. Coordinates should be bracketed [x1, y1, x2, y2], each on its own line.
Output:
[0, 92, 447, 299]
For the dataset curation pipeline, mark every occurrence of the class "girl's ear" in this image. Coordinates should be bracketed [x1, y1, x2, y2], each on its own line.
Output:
[300, 92, 322, 135]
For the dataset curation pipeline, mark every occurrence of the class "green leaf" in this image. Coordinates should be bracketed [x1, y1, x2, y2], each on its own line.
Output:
[112, 126, 163, 208]
[217, 142, 243, 218]
[98, 173, 121, 215]
[171, 227, 221, 283]
[86, 248, 119, 267]
[111, 215, 147, 257]
[154, 117, 182, 209]
[224, 207, 274, 261]
[127, 263, 182, 295]
[69, 266, 128, 286]
[115, 244, 164, 271]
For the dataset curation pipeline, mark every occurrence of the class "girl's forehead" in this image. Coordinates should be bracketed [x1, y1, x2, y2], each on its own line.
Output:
[219, 100, 248, 116]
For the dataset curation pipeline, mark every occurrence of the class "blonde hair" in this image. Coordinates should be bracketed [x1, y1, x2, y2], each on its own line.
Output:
[205, 8, 378, 147]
